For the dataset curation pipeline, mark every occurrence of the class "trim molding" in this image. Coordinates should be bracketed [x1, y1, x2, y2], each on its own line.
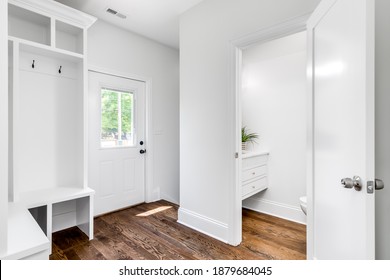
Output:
[0, 0, 8, 256]
[232, 14, 311, 49]
[9, 0, 97, 28]
[178, 207, 229, 243]
[243, 197, 306, 225]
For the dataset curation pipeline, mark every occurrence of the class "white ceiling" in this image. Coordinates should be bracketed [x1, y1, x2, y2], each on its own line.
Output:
[54, 0, 204, 49]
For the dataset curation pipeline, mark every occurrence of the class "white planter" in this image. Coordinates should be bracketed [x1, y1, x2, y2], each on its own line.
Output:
[242, 142, 248, 151]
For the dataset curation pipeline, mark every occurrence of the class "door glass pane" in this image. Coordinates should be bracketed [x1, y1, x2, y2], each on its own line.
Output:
[101, 88, 134, 148]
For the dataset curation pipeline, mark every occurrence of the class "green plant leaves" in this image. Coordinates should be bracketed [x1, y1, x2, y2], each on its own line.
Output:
[241, 126, 259, 143]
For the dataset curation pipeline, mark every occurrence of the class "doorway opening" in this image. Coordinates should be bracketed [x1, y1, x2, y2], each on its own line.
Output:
[240, 30, 308, 224]
[228, 15, 310, 249]
[238, 31, 308, 259]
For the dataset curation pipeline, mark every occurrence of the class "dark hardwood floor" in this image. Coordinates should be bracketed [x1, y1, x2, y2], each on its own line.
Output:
[50, 200, 306, 260]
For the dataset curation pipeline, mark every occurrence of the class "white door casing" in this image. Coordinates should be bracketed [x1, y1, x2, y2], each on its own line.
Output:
[0, 0, 8, 256]
[307, 0, 375, 259]
[88, 71, 146, 216]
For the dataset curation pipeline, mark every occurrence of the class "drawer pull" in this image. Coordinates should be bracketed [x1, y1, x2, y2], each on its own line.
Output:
[252, 172, 256, 175]
[252, 186, 255, 189]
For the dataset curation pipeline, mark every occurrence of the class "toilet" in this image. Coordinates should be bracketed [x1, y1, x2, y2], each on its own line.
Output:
[299, 196, 307, 215]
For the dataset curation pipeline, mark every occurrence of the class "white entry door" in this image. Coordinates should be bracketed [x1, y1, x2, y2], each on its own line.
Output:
[89, 71, 146, 216]
[307, 0, 375, 259]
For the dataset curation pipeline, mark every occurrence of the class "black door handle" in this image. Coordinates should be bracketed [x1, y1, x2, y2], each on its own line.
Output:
[140, 149, 146, 154]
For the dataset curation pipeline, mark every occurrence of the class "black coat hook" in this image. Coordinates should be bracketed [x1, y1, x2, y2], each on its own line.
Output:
[32, 60, 35, 69]
[58, 66, 62, 74]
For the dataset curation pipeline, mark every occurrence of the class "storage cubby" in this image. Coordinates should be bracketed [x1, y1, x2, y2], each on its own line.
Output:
[52, 196, 91, 235]
[56, 20, 84, 55]
[8, 4, 51, 46]
[52, 200, 77, 233]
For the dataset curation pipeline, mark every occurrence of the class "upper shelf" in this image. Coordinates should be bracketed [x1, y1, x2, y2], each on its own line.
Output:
[56, 20, 84, 55]
[8, 3, 51, 46]
[9, 36, 84, 63]
[8, 0, 97, 57]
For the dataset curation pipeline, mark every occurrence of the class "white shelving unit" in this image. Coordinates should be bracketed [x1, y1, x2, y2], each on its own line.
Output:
[3, 0, 96, 260]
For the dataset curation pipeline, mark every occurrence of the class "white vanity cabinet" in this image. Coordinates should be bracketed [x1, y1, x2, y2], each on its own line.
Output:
[2, 0, 96, 260]
[242, 152, 269, 200]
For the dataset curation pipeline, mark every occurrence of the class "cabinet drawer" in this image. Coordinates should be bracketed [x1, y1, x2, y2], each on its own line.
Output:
[242, 177, 267, 199]
[242, 165, 267, 182]
[242, 154, 268, 169]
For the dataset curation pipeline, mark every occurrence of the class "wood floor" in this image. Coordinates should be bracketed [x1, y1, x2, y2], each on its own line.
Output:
[50, 200, 306, 260]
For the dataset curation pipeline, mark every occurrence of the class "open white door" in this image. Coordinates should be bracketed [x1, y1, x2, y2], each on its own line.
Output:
[307, 0, 375, 259]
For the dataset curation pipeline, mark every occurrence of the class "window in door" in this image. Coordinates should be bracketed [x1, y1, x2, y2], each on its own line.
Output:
[101, 88, 134, 148]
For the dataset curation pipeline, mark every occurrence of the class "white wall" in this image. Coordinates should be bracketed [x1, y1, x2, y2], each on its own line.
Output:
[241, 32, 307, 224]
[0, 0, 8, 256]
[180, 0, 321, 242]
[375, 0, 390, 260]
[87, 20, 180, 204]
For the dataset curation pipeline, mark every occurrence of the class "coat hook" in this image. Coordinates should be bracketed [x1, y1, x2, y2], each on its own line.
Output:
[58, 66, 62, 74]
[32, 60, 35, 69]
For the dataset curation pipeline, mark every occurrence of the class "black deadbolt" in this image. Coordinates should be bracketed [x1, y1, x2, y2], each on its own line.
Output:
[140, 141, 144, 146]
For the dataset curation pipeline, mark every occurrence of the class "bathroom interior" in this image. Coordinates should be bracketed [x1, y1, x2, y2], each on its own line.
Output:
[240, 31, 308, 229]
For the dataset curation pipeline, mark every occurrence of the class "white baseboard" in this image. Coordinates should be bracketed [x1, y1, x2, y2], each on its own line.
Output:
[178, 207, 229, 243]
[243, 197, 306, 225]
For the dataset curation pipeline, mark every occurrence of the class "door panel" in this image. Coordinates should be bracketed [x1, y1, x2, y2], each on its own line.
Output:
[123, 159, 135, 191]
[308, 0, 375, 259]
[89, 71, 146, 216]
[99, 161, 114, 198]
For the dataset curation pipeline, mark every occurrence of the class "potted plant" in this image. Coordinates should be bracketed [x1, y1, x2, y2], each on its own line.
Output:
[241, 126, 259, 151]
